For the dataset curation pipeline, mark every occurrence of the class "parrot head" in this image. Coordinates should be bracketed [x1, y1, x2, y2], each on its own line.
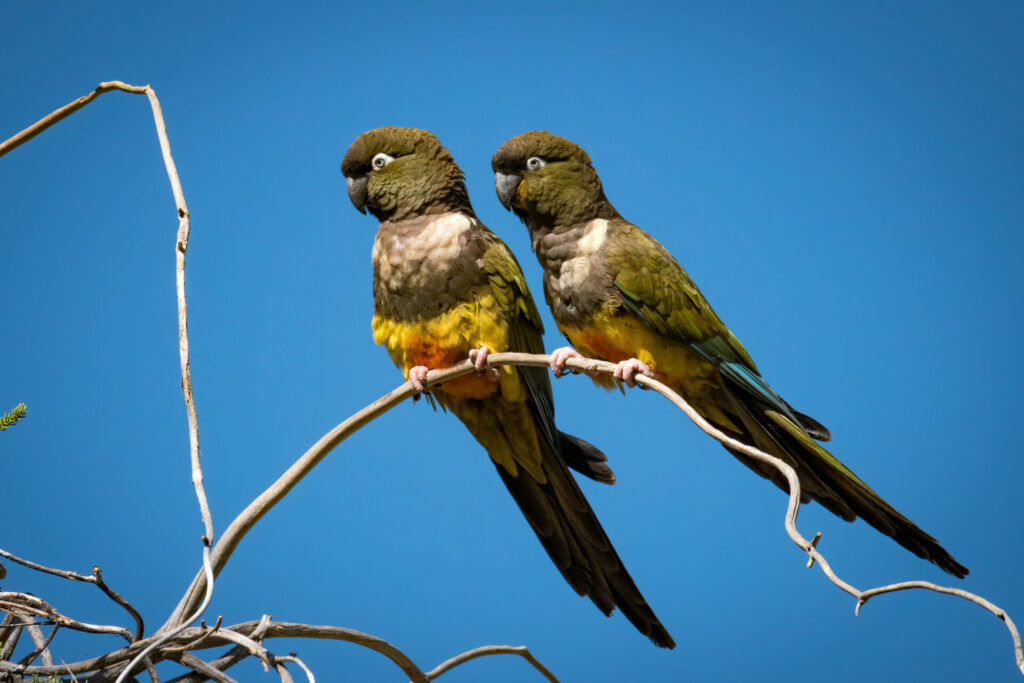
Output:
[491, 131, 615, 228]
[341, 127, 473, 221]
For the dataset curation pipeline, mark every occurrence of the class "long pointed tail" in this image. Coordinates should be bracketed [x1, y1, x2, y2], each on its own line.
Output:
[494, 442, 675, 648]
[721, 384, 968, 578]
[765, 409, 968, 577]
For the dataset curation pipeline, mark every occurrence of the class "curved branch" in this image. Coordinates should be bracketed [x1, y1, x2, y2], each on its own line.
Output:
[0, 79, 213, 547]
[0, 550, 148, 642]
[5, 620, 431, 682]
[274, 655, 315, 683]
[426, 644, 558, 681]
[0, 592, 132, 642]
[115, 542, 214, 683]
[164, 351, 1021, 677]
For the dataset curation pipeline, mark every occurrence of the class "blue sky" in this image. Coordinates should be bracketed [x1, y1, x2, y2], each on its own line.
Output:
[2, 2, 1022, 681]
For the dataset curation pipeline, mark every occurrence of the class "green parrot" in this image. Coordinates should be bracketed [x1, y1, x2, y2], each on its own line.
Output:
[491, 130, 968, 578]
[340, 127, 675, 647]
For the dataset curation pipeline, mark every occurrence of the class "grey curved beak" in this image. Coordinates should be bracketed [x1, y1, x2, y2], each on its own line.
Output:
[346, 175, 368, 214]
[494, 172, 522, 210]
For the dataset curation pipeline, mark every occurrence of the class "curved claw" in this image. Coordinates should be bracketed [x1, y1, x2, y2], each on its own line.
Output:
[409, 366, 429, 393]
[468, 347, 501, 382]
[549, 346, 583, 378]
[614, 358, 653, 388]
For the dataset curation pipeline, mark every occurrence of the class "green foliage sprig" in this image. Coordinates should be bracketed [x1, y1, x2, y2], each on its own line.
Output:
[0, 403, 27, 431]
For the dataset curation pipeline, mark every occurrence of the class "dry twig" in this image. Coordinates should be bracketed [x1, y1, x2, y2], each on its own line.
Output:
[425, 644, 558, 681]
[0, 80, 214, 546]
[0, 549, 144, 641]
[0, 592, 132, 642]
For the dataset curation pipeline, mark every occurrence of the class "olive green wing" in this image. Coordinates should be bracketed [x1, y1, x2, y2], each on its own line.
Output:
[605, 220, 828, 437]
[605, 220, 758, 371]
[481, 235, 614, 483]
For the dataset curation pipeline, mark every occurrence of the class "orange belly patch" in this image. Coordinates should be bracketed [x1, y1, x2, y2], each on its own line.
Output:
[565, 315, 713, 387]
[399, 331, 501, 400]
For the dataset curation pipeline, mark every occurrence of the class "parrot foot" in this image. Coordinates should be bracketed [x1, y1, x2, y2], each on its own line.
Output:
[614, 358, 653, 388]
[408, 365, 430, 393]
[549, 346, 583, 378]
[468, 347, 501, 382]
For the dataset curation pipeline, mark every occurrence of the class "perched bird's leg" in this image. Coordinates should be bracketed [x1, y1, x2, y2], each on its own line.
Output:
[468, 347, 501, 382]
[614, 358, 654, 388]
[549, 346, 584, 378]
[408, 365, 430, 393]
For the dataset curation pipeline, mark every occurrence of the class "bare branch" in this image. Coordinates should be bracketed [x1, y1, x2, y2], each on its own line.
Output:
[157, 350, 1021, 675]
[4, 620, 431, 681]
[272, 661, 294, 683]
[274, 655, 314, 683]
[0, 82, 147, 158]
[115, 542, 214, 683]
[255, 621, 429, 683]
[0, 547, 94, 582]
[93, 567, 145, 642]
[164, 358, 534, 626]
[144, 656, 161, 683]
[171, 652, 239, 683]
[141, 86, 213, 545]
[207, 627, 270, 670]
[0, 613, 18, 662]
[20, 619, 57, 668]
[0, 592, 132, 641]
[0, 79, 214, 547]
[163, 644, 249, 683]
[0, 548, 144, 642]
[426, 644, 558, 682]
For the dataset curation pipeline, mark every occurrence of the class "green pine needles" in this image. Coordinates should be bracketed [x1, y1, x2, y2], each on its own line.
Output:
[0, 403, 27, 431]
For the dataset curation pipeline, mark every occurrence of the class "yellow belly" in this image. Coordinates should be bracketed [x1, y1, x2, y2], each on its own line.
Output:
[564, 314, 739, 430]
[371, 296, 542, 479]
[371, 295, 527, 402]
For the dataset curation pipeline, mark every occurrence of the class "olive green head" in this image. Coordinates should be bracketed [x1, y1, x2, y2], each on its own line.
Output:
[341, 126, 473, 222]
[491, 131, 615, 227]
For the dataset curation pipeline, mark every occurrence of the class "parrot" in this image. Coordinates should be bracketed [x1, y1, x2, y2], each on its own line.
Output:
[491, 130, 968, 578]
[340, 127, 675, 647]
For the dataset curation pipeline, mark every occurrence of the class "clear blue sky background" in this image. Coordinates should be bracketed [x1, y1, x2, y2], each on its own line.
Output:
[3, 3, 1022, 681]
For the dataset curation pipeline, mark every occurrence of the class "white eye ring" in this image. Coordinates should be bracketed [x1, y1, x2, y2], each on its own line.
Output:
[372, 153, 395, 170]
[526, 156, 546, 171]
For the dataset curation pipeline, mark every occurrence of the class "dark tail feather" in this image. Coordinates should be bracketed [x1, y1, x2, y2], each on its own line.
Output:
[719, 387, 857, 520]
[560, 431, 616, 484]
[494, 448, 675, 648]
[787, 406, 832, 442]
[708, 366, 968, 578]
[762, 410, 969, 578]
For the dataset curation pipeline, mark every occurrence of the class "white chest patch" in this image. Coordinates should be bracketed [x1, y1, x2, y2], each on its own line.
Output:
[556, 218, 609, 292]
[373, 212, 473, 287]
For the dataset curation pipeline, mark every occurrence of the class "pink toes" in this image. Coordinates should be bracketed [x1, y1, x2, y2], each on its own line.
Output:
[549, 346, 583, 378]
[408, 366, 429, 393]
[468, 347, 501, 382]
[614, 358, 653, 388]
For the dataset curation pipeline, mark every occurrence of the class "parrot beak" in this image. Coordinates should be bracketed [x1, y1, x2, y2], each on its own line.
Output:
[494, 172, 522, 211]
[345, 175, 368, 214]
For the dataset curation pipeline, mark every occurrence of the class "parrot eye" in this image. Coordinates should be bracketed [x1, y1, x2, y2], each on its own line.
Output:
[526, 156, 546, 171]
[371, 153, 395, 170]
